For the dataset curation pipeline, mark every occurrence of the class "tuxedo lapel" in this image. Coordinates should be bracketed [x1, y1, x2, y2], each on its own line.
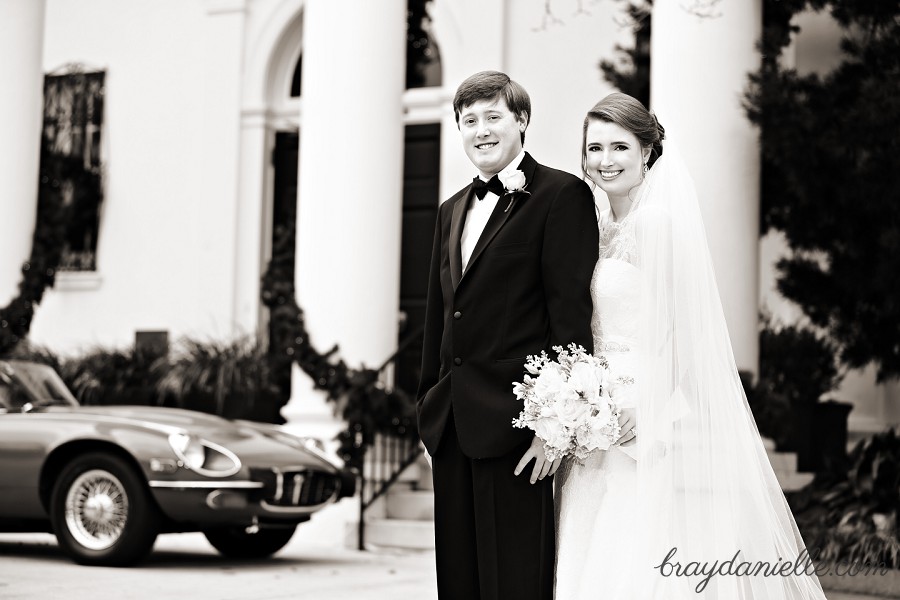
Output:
[448, 187, 472, 290]
[457, 153, 537, 289]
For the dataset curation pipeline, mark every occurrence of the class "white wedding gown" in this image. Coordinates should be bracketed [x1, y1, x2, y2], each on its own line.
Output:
[554, 201, 828, 600]
[554, 145, 828, 600]
[554, 213, 645, 600]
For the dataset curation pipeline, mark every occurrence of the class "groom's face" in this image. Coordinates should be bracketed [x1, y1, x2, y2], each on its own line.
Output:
[458, 97, 526, 178]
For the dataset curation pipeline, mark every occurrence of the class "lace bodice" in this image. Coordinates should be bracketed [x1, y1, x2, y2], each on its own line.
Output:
[590, 211, 641, 355]
[597, 211, 638, 264]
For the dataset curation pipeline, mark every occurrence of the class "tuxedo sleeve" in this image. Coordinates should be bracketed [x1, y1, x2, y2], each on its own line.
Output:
[416, 203, 445, 404]
[541, 178, 599, 352]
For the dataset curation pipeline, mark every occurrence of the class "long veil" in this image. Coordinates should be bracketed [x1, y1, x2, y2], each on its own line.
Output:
[629, 141, 827, 598]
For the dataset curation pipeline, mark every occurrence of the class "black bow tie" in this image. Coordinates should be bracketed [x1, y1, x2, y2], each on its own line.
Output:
[472, 175, 505, 200]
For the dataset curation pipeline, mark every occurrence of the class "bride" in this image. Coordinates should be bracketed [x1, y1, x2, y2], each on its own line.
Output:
[554, 93, 828, 599]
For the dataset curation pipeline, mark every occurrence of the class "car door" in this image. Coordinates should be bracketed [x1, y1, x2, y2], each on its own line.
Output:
[0, 373, 49, 518]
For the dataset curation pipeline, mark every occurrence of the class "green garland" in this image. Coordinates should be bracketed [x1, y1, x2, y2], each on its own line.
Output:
[261, 222, 417, 469]
[0, 148, 72, 355]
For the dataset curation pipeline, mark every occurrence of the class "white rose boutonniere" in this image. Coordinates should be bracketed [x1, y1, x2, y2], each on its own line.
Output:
[499, 169, 527, 193]
[498, 169, 530, 213]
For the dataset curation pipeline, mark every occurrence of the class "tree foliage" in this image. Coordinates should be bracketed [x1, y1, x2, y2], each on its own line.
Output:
[406, 0, 438, 89]
[790, 427, 900, 568]
[598, 1, 652, 107]
[744, 0, 900, 381]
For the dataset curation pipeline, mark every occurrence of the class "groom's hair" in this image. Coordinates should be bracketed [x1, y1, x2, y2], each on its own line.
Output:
[453, 71, 531, 144]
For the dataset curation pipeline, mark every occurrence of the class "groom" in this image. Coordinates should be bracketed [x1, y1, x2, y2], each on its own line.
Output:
[417, 71, 598, 600]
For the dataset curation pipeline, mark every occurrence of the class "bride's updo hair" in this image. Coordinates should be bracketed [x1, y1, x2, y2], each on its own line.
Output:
[581, 92, 665, 179]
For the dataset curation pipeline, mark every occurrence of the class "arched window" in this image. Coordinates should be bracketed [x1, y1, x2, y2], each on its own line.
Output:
[289, 54, 302, 98]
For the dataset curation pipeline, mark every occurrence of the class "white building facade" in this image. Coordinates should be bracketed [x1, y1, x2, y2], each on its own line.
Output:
[1, 0, 896, 438]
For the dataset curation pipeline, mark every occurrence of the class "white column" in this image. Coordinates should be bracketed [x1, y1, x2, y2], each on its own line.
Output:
[233, 112, 270, 336]
[200, 0, 246, 336]
[285, 0, 406, 428]
[650, 0, 762, 374]
[0, 0, 46, 306]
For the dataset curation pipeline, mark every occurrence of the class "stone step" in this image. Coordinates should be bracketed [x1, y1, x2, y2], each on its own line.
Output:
[417, 453, 433, 491]
[361, 459, 418, 481]
[398, 461, 421, 484]
[386, 489, 434, 521]
[361, 453, 432, 487]
[418, 468, 434, 491]
[763, 439, 812, 493]
[346, 517, 435, 550]
[766, 450, 798, 473]
[773, 470, 814, 492]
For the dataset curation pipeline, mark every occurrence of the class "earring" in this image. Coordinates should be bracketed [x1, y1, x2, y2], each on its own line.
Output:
[643, 163, 649, 173]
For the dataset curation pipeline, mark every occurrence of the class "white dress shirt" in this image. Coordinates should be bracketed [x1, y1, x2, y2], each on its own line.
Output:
[460, 149, 526, 272]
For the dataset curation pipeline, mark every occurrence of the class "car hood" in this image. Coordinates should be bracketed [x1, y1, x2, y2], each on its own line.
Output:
[55, 405, 243, 434]
[40, 405, 339, 470]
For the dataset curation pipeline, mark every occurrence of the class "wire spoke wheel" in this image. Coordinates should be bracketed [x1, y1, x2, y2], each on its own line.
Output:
[51, 452, 160, 566]
[64, 469, 130, 550]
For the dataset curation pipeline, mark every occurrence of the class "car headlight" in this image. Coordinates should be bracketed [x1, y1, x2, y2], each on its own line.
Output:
[168, 433, 242, 477]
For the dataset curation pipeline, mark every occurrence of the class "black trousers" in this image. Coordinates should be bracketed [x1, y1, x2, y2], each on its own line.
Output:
[432, 411, 555, 600]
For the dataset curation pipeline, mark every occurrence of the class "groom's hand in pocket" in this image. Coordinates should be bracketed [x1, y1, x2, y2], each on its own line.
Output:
[514, 436, 562, 484]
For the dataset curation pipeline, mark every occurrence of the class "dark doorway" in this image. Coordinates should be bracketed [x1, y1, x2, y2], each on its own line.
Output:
[269, 131, 299, 400]
[396, 123, 441, 395]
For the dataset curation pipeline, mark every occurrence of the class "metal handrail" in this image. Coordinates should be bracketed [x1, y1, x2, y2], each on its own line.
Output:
[376, 324, 425, 372]
[357, 325, 426, 550]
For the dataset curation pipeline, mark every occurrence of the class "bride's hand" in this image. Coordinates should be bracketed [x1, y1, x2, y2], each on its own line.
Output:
[514, 436, 562, 484]
[617, 408, 637, 446]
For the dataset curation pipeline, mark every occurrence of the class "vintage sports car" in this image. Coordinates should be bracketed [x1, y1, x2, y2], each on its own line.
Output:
[0, 359, 356, 566]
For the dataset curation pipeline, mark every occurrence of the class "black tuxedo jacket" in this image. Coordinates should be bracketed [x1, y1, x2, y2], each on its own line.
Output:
[416, 152, 599, 458]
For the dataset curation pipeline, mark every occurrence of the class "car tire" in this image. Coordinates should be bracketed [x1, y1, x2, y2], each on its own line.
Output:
[50, 452, 160, 566]
[204, 525, 297, 559]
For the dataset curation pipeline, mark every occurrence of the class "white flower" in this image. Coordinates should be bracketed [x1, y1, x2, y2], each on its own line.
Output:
[873, 513, 892, 533]
[575, 419, 616, 452]
[553, 391, 591, 428]
[532, 365, 565, 400]
[534, 416, 570, 451]
[512, 381, 528, 401]
[568, 361, 601, 404]
[499, 169, 527, 193]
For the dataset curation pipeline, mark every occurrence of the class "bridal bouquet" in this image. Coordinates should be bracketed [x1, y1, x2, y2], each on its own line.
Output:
[512, 344, 621, 461]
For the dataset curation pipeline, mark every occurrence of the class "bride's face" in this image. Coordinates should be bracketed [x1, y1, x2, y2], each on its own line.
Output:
[584, 119, 650, 201]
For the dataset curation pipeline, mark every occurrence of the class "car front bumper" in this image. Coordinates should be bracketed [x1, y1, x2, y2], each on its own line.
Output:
[148, 467, 357, 526]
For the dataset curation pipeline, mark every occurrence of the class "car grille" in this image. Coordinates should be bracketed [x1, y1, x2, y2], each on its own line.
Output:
[250, 468, 340, 507]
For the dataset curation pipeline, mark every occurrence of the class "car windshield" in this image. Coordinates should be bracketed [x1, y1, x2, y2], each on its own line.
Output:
[1, 361, 79, 409]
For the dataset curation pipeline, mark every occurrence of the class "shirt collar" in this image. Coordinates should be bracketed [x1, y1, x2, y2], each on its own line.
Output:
[477, 148, 527, 182]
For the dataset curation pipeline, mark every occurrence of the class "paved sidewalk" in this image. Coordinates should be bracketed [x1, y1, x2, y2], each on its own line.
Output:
[0, 531, 437, 600]
[0, 497, 440, 600]
[1, 460, 889, 600]
[0, 529, 888, 600]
